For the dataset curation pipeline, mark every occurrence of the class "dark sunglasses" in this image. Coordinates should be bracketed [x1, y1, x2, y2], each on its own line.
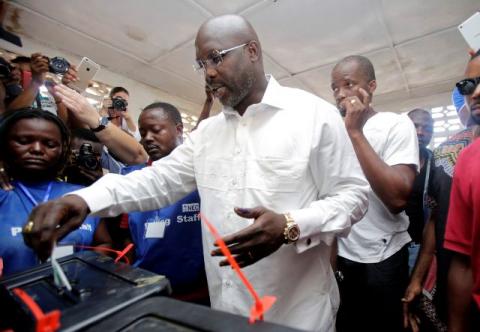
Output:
[456, 77, 480, 95]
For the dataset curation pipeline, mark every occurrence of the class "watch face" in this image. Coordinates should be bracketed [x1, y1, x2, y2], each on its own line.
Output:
[288, 225, 300, 241]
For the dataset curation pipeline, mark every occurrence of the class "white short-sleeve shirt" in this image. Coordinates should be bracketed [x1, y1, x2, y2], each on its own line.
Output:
[338, 112, 419, 263]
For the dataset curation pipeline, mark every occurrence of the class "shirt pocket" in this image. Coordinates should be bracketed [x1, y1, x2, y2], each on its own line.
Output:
[195, 157, 231, 191]
[244, 158, 308, 193]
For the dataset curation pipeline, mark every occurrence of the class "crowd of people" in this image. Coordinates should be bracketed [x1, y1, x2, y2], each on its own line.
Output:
[0, 14, 478, 332]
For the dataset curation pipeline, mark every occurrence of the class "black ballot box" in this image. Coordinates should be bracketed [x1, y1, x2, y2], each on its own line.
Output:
[0, 251, 170, 331]
[83, 296, 303, 332]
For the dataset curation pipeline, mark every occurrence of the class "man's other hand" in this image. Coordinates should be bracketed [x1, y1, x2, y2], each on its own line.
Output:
[210, 206, 286, 268]
[401, 280, 422, 332]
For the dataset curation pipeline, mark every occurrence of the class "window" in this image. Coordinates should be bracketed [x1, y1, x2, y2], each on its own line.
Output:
[430, 105, 462, 148]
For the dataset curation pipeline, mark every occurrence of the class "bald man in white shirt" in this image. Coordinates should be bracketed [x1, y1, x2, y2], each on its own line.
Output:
[24, 15, 369, 331]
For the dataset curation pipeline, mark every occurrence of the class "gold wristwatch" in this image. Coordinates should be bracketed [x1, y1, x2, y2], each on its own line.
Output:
[283, 212, 300, 244]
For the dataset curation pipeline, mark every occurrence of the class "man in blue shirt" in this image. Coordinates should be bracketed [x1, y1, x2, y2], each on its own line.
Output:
[122, 102, 207, 304]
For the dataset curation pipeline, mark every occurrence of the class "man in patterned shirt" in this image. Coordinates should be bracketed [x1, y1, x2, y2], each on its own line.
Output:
[402, 49, 480, 330]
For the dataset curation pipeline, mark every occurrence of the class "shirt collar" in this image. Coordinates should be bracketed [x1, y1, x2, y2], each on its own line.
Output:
[222, 75, 285, 116]
[260, 75, 288, 110]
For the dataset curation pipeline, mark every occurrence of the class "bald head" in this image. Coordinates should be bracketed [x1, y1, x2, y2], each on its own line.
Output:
[194, 15, 268, 115]
[195, 15, 260, 50]
[333, 55, 376, 82]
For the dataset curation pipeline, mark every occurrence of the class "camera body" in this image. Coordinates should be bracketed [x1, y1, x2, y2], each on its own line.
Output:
[48, 56, 70, 75]
[76, 143, 99, 171]
[110, 97, 128, 111]
[63, 142, 101, 186]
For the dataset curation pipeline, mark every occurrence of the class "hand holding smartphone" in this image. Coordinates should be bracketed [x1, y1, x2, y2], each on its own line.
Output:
[67, 57, 100, 93]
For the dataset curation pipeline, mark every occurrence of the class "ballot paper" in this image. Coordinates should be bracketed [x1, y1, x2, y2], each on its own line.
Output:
[51, 244, 72, 291]
[52, 244, 74, 259]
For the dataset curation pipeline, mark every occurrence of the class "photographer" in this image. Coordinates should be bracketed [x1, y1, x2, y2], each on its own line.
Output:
[0, 53, 71, 121]
[62, 128, 104, 186]
[100, 87, 140, 140]
[54, 84, 148, 174]
[7, 53, 49, 111]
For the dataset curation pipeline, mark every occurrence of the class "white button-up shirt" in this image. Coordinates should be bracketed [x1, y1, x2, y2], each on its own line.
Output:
[73, 76, 369, 331]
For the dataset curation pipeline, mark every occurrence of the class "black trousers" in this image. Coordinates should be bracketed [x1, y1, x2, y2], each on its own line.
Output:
[336, 245, 409, 332]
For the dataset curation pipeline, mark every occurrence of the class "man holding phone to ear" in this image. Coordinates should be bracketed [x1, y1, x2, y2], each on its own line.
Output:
[331, 55, 418, 332]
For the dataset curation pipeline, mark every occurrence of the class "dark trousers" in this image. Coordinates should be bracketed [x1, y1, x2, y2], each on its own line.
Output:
[336, 245, 409, 332]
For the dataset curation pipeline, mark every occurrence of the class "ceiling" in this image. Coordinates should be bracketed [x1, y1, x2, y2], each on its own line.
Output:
[2, 0, 479, 114]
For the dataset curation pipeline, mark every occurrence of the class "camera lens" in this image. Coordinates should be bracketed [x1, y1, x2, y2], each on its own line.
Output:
[83, 158, 98, 170]
[111, 97, 127, 111]
[49, 56, 70, 75]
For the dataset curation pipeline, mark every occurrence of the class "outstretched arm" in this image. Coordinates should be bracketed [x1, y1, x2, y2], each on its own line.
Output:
[54, 84, 148, 165]
[23, 129, 198, 259]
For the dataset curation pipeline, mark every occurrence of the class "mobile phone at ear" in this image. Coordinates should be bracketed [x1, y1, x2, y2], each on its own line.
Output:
[67, 57, 100, 93]
[458, 12, 480, 52]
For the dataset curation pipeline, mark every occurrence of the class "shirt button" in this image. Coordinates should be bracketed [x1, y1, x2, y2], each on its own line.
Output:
[235, 148, 241, 154]
[231, 179, 237, 186]
[306, 238, 311, 246]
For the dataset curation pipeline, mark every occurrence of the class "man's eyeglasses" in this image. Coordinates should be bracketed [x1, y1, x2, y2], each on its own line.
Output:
[193, 42, 248, 73]
[456, 77, 480, 95]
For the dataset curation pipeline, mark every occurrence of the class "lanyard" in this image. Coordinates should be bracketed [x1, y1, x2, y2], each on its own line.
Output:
[17, 181, 53, 207]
